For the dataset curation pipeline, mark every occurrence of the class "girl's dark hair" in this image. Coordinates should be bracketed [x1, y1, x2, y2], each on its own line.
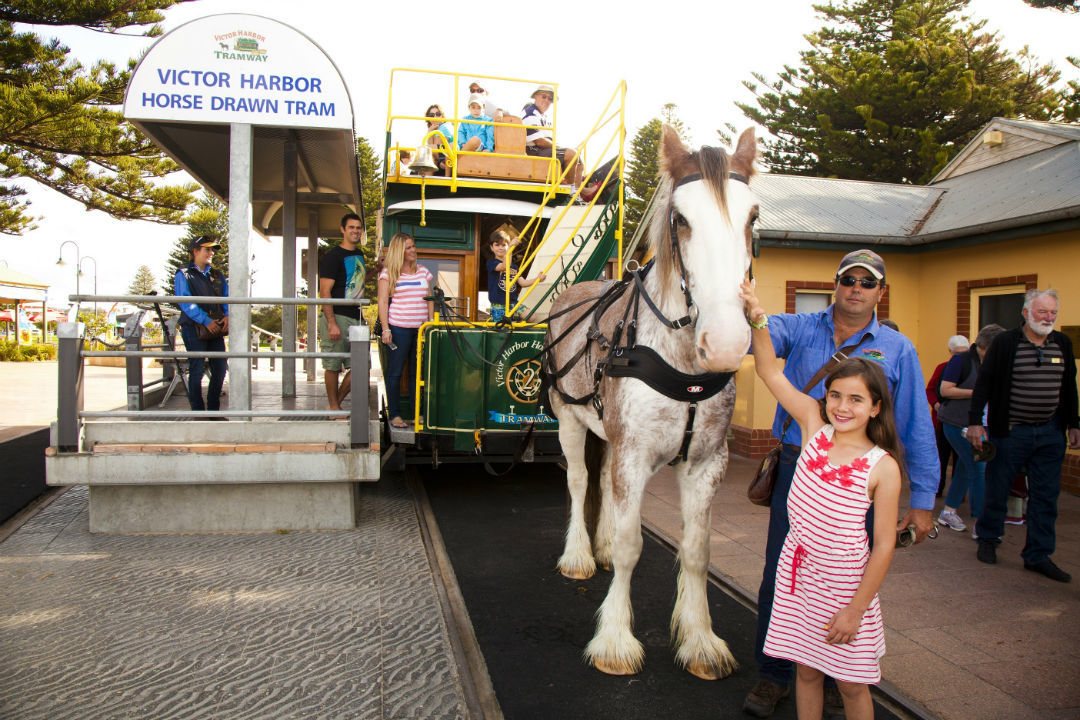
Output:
[818, 358, 907, 484]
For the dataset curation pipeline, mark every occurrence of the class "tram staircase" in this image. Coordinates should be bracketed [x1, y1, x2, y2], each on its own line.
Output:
[520, 188, 621, 320]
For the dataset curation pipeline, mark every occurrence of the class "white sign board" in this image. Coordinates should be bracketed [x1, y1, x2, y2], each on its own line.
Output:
[124, 14, 352, 130]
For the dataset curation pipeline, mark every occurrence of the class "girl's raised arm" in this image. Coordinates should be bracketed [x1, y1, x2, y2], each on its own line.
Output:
[740, 280, 822, 440]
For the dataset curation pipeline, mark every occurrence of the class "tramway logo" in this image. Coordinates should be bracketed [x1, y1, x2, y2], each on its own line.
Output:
[213, 30, 270, 62]
[494, 339, 545, 404]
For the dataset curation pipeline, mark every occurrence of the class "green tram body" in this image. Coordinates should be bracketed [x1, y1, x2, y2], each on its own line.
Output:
[378, 70, 627, 466]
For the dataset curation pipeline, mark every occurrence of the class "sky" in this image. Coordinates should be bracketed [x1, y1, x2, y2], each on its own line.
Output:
[5, 0, 1079, 306]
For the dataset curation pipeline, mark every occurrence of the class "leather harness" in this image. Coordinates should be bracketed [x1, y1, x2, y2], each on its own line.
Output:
[541, 170, 752, 465]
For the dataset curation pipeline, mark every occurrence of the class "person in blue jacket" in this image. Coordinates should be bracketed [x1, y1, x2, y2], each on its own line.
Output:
[175, 236, 229, 415]
[457, 94, 494, 153]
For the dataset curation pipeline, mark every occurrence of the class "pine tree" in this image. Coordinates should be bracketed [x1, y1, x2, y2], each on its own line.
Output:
[1021, 0, 1077, 10]
[624, 105, 689, 243]
[738, 0, 1065, 184]
[0, 1, 198, 235]
[128, 265, 157, 296]
[164, 193, 229, 294]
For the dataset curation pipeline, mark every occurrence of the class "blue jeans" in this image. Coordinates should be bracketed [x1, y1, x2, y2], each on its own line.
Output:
[755, 444, 874, 687]
[975, 419, 1065, 565]
[942, 423, 986, 518]
[385, 325, 418, 420]
[179, 324, 227, 411]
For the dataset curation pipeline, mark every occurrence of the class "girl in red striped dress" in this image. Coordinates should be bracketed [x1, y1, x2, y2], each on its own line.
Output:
[741, 280, 903, 720]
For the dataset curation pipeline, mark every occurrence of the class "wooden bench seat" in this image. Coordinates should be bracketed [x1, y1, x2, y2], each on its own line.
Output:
[455, 115, 554, 183]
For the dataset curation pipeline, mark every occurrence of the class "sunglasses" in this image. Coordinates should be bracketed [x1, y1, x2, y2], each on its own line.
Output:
[837, 275, 881, 289]
[470, 86, 483, 93]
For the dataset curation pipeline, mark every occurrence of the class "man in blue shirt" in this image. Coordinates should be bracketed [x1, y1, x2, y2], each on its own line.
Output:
[744, 249, 938, 719]
[175, 236, 229, 415]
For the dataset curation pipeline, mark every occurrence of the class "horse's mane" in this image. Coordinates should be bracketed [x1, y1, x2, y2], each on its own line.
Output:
[647, 144, 732, 309]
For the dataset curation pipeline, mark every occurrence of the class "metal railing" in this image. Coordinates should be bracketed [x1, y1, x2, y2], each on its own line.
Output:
[55, 295, 373, 452]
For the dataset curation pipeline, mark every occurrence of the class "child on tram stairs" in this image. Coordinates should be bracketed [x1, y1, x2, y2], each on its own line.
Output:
[740, 279, 903, 720]
[457, 94, 494, 153]
[487, 229, 546, 322]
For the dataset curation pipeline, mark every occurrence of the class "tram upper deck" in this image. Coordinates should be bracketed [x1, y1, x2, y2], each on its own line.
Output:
[379, 69, 626, 323]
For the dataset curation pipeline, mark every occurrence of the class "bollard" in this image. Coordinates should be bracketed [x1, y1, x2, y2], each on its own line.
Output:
[251, 331, 259, 370]
[270, 338, 277, 372]
[56, 321, 86, 452]
[348, 323, 370, 446]
[124, 312, 145, 410]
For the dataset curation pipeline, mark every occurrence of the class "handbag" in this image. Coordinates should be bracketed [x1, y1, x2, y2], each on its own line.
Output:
[195, 310, 227, 341]
[747, 333, 873, 507]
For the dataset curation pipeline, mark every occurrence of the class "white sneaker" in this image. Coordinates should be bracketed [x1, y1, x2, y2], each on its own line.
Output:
[972, 527, 978, 540]
[938, 509, 967, 532]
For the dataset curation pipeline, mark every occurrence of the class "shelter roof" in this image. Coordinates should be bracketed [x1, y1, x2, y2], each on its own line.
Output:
[751, 117, 1080, 248]
[0, 266, 49, 303]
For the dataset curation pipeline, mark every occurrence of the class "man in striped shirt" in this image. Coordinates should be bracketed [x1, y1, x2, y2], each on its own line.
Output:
[967, 289, 1079, 582]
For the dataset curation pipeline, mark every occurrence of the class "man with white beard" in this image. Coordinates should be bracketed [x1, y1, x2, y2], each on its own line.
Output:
[966, 289, 1080, 582]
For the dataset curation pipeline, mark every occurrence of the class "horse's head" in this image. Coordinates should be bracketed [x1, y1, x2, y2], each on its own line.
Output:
[650, 125, 758, 373]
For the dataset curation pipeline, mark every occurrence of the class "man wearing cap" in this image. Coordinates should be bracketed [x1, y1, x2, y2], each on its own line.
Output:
[521, 84, 582, 186]
[743, 249, 939, 719]
[966, 288, 1079, 582]
[175, 236, 229, 415]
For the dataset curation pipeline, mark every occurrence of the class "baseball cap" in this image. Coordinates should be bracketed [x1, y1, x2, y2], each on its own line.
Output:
[189, 236, 221, 252]
[468, 93, 484, 108]
[836, 249, 885, 281]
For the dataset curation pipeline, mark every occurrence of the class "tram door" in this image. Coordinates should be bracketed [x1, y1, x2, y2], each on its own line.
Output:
[391, 212, 479, 321]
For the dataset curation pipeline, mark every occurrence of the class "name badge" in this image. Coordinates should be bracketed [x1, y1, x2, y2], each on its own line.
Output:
[1051, 357, 1062, 364]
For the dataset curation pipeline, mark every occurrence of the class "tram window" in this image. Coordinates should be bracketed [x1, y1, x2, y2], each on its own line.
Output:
[419, 257, 467, 315]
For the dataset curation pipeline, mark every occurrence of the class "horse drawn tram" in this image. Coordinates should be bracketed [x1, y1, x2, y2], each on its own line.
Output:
[378, 69, 627, 468]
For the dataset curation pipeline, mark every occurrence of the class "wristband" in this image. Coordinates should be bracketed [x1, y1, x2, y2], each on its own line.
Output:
[750, 313, 768, 329]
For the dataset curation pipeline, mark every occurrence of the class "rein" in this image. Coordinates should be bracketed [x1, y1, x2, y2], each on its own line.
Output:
[541, 170, 751, 465]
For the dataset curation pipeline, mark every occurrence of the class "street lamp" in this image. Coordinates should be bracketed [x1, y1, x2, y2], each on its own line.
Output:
[80, 256, 98, 317]
[56, 240, 80, 300]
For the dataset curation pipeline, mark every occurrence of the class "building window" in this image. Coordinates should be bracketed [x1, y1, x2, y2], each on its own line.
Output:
[956, 275, 1037, 337]
[795, 290, 831, 314]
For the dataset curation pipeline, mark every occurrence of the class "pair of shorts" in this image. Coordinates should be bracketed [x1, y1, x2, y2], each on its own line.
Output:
[318, 313, 359, 371]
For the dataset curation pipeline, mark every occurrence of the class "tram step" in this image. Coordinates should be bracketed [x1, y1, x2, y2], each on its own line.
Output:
[90, 442, 338, 454]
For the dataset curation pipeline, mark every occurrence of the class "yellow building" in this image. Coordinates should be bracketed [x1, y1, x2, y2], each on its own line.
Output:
[732, 118, 1080, 494]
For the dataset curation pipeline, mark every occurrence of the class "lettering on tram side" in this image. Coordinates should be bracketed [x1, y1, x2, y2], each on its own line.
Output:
[490, 337, 555, 425]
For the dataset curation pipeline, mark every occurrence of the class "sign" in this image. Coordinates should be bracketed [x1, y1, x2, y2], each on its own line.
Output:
[488, 336, 556, 426]
[124, 14, 352, 130]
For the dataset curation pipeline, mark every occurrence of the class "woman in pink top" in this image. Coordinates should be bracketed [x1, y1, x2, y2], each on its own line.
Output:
[378, 233, 433, 428]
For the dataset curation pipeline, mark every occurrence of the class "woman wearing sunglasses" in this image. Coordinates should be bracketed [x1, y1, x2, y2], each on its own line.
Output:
[423, 104, 454, 175]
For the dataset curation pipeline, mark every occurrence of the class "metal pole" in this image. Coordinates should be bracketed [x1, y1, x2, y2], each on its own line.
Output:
[282, 137, 298, 396]
[228, 123, 253, 411]
[123, 312, 145, 410]
[307, 207, 319, 381]
[56, 321, 85, 451]
[349, 322, 370, 446]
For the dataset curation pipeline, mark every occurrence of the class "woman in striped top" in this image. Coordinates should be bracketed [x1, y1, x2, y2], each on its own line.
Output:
[378, 233, 434, 428]
[741, 280, 903, 720]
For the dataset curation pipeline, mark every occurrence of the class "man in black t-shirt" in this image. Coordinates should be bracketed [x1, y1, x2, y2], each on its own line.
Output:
[318, 213, 370, 410]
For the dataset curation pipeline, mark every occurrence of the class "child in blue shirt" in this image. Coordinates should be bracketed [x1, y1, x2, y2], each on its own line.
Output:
[458, 94, 494, 153]
[487, 229, 546, 322]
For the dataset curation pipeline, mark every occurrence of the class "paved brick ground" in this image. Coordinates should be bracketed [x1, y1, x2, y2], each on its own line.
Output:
[0, 479, 466, 720]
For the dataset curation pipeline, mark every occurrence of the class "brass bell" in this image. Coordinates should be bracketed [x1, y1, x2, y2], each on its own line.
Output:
[410, 146, 439, 176]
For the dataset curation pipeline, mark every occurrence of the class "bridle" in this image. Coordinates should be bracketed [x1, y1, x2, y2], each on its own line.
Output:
[653, 170, 754, 333]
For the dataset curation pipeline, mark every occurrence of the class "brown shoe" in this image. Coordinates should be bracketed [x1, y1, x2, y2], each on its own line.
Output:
[823, 686, 845, 719]
[743, 678, 790, 718]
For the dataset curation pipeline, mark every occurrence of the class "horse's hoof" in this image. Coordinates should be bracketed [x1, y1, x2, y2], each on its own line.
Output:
[686, 658, 738, 681]
[560, 567, 594, 580]
[592, 657, 639, 676]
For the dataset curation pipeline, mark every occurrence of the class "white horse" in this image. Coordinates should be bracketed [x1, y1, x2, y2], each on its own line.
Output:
[544, 126, 758, 679]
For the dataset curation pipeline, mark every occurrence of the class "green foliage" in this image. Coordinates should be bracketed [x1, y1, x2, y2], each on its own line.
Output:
[128, 264, 156, 296]
[1021, 0, 1077, 10]
[0, 340, 56, 361]
[738, 0, 1066, 184]
[165, 193, 229, 294]
[77, 309, 112, 350]
[1063, 57, 1080, 123]
[0, 1, 199, 235]
[624, 105, 690, 244]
